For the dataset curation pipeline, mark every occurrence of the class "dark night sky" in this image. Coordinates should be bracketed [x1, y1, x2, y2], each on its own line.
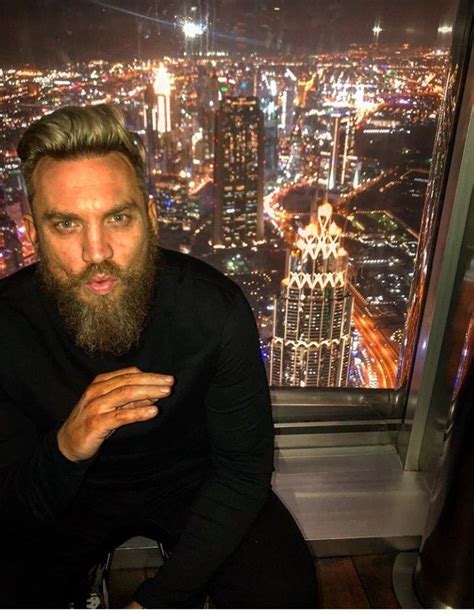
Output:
[0, 0, 458, 67]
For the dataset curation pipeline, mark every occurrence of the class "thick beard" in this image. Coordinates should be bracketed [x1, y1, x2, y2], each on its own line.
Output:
[36, 228, 160, 357]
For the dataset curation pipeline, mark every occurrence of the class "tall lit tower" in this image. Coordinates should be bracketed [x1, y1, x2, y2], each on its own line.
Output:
[269, 201, 353, 387]
[213, 96, 264, 248]
[142, 64, 172, 182]
[154, 64, 172, 134]
[143, 81, 158, 182]
[261, 78, 279, 181]
[328, 110, 357, 192]
[328, 115, 342, 191]
[279, 68, 297, 134]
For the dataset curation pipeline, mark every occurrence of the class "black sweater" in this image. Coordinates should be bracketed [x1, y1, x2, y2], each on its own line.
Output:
[0, 247, 274, 608]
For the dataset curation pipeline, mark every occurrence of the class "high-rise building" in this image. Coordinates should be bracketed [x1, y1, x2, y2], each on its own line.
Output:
[2, 158, 30, 216]
[142, 64, 173, 182]
[279, 68, 297, 135]
[269, 200, 353, 387]
[328, 115, 342, 191]
[0, 207, 23, 278]
[261, 93, 279, 181]
[154, 174, 188, 230]
[196, 67, 219, 164]
[213, 96, 264, 248]
[316, 108, 358, 193]
[154, 64, 172, 135]
[143, 82, 159, 183]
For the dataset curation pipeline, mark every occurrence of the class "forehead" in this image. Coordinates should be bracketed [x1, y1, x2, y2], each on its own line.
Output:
[33, 152, 142, 212]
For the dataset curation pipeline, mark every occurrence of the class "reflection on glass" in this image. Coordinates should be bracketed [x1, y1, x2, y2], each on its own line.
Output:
[0, 0, 458, 388]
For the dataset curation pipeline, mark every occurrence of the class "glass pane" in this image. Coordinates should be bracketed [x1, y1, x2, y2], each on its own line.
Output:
[0, 0, 459, 389]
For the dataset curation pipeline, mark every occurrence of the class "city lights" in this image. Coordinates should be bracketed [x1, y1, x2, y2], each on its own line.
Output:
[0, 4, 453, 389]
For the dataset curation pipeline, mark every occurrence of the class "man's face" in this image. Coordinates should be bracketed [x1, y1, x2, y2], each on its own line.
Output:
[25, 152, 160, 355]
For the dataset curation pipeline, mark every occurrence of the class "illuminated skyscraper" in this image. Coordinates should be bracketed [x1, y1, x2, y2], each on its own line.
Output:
[196, 67, 219, 163]
[0, 207, 23, 278]
[142, 64, 172, 181]
[261, 90, 279, 181]
[269, 201, 353, 387]
[279, 68, 297, 134]
[328, 115, 342, 191]
[154, 174, 188, 229]
[328, 110, 357, 191]
[154, 64, 172, 135]
[213, 96, 264, 248]
[143, 82, 158, 182]
[2, 158, 30, 217]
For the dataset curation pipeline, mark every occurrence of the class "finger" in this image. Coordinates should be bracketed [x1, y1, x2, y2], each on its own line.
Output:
[92, 367, 142, 384]
[100, 405, 159, 431]
[88, 373, 175, 401]
[93, 384, 173, 413]
[94, 372, 174, 390]
[118, 399, 154, 409]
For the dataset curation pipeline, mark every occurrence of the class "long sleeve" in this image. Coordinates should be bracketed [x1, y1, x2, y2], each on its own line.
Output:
[0, 386, 93, 528]
[133, 286, 275, 608]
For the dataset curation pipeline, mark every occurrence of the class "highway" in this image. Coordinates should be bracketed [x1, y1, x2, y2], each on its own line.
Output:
[351, 301, 398, 388]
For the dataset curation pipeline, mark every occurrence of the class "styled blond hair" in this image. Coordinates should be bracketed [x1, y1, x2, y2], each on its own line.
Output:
[17, 104, 147, 209]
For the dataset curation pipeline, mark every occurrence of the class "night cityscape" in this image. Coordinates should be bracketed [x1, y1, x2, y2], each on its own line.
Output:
[0, 0, 457, 388]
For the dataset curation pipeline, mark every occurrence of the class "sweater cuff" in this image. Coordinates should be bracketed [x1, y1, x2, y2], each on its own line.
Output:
[42, 428, 96, 474]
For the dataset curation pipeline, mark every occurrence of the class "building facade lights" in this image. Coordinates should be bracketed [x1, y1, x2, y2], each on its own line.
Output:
[269, 200, 354, 387]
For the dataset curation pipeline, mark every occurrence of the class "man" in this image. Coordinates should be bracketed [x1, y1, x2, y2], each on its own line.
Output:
[0, 104, 318, 608]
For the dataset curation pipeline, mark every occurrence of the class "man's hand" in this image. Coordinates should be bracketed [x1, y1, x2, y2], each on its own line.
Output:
[125, 601, 144, 609]
[57, 367, 174, 462]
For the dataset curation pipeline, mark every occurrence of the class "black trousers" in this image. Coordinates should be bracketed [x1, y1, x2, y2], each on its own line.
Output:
[2, 488, 319, 608]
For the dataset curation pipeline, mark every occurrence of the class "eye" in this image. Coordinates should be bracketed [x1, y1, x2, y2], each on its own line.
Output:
[55, 219, 78, 233]
[109, 213, 131, 225]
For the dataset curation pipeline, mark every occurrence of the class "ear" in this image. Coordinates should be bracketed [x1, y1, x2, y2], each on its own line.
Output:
[147, 198, 159, 235]
[24, 214, 38, 249]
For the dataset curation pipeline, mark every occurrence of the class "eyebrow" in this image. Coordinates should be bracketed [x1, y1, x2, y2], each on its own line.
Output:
[42, 201, 141, 222]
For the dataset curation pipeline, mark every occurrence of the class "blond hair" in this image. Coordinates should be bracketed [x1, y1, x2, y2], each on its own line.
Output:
[17, 104, 147, 209]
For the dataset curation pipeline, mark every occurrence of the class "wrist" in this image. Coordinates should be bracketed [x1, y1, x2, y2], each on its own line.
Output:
[56, 429, 81, 462]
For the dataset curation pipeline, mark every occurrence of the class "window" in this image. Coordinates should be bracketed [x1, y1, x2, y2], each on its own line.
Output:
[0, 0, 460, 395]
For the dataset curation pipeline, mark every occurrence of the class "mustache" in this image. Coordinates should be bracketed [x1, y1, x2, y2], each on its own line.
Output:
[70, 262, 124, 287]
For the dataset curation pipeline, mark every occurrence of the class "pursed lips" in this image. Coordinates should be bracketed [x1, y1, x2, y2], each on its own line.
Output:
[84, 275, 119, 295]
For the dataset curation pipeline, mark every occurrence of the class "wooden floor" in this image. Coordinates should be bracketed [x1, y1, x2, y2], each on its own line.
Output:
[317, 554, 400, 609]
[107, 553, 400, 608]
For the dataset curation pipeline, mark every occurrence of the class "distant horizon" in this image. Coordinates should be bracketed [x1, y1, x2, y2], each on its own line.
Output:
[1, 43, 451, 71]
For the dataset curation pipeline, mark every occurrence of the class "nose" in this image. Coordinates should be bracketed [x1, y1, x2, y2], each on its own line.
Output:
[82, 225, 113, 264]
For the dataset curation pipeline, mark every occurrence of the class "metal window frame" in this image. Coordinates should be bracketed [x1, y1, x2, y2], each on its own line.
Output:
[270, 386, 400, 450]
[400, 44, 473, 471]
